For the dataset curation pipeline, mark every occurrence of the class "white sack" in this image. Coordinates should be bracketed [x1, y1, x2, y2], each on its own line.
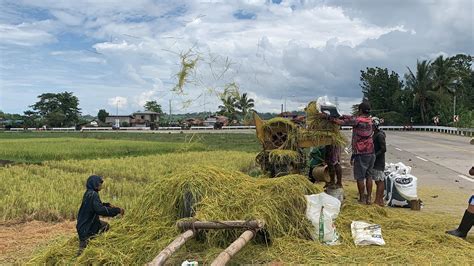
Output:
[305, 193, 341, 244]
[351, 221, 386, 246]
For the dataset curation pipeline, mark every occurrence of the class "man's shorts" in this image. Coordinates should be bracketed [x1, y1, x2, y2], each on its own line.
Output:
[353, 154, 375, 181]
[369, 168, 385, 182]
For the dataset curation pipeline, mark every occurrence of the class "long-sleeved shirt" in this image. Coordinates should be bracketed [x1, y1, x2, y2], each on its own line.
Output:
[76, 175, 121, 241]
[372, 130, 386, 171]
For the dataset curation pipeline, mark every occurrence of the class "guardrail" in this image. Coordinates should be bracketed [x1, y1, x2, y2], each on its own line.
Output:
[341, 125, 474, 137]
[2, 125, 471, 136]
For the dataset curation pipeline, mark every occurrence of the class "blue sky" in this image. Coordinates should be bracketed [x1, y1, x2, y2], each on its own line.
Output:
[0, 0, 472, 116]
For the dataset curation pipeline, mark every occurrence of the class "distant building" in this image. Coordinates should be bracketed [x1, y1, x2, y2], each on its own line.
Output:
[131, 111, 160, 127]
[278, 112, 299, 120]
[203, 115, 229, 128]
[105, 111, 160, 127]
[105, 115, 134, 126]
[278, 112, 305, 125]
[182, 118, 204, 128]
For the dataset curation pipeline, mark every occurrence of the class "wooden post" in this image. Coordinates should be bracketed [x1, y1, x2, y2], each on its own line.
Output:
[177, 220, 264, 231]
[210, 230, 256, 266]
[148, 229, 196, 266]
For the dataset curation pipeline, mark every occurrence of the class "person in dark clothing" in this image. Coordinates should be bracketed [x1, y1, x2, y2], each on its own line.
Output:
[76, 175, 124, 256]
[368, 117, 386, 207]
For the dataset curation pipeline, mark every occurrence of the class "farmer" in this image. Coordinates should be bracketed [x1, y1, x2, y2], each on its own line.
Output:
[369, 117, 386, 206]
[76, 175, 124, 256]
[333, 101, 375, 204]
[325, 145, 343, 188]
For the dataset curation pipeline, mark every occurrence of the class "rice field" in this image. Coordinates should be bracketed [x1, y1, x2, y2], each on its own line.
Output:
[1, 133, 473, 264]
[0, 138, 204, 163]
[0, 151, 256, 222]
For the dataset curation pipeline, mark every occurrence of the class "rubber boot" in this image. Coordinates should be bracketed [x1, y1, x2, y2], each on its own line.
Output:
[77, 239, 88, 256]
[446, 210, 474, 239]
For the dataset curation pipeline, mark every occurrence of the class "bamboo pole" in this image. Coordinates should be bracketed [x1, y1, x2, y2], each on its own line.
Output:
[177, 220, 264, 231]
[148, 229, 196, 266]
[210, 230, 256, 266]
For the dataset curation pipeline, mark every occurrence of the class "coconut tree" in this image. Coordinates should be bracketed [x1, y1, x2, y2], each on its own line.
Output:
[218, 95, 238, 121]
[431, 55, 457, 123]
[237, 93, 255, 118]
[432, 55, 457, 93]
[405, 60, 435, 124]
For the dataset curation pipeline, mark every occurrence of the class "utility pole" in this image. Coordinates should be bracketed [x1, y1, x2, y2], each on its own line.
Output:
[169, 99, 172, 124]
[453, 95, 456, 118]
[281, 104, 283, 114]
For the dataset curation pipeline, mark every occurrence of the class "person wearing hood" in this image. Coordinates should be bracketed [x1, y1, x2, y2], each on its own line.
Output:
[76, 175, 124, 255]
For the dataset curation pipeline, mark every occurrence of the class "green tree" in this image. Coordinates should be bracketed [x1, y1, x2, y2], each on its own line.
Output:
[144, 101, 163, 115]
[30, 92, 81, 127]
[449, 54, 473, 116]
[236, 93, 255, 118]
[360, 67, 403, 117]
[22, 110, 41, 128]
[97, 109, 109, 123]
[218, 95, 239, 121]
[405, 60, 435, 124]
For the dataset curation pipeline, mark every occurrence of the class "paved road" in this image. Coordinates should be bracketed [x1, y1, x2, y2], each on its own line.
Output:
[384, 131, 473, 188]
[340, 131, 473, 214]
[343, 131, 473, 204]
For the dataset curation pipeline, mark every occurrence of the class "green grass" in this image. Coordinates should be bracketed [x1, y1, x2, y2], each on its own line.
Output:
[0, 132, 261, 153]
[0, 138, 205, 163]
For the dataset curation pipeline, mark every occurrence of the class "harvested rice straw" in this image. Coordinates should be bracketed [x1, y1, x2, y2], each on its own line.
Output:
[30, 167, 474, 265]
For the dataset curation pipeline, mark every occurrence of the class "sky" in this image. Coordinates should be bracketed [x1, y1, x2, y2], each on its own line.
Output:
[0, 0, 473, 116]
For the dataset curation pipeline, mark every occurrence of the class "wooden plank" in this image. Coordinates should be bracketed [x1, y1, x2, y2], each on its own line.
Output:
[148, 229, 196, 266]
[177, 220, 264, 231]
[211, 230, 256, 266]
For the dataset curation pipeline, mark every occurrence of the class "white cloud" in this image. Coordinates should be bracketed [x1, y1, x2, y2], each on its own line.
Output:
[50, 10, 83, 26]
[108, 96, 128, 109]
[0, 0, 472, 115]
[0, 22, 56, 46]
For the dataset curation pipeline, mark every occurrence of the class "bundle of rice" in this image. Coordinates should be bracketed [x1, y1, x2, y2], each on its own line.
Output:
[30, 166, 473, 265]
[261, 117, 298, 150]
[267, 149, 301, 165]
[305, 101, 342, 133]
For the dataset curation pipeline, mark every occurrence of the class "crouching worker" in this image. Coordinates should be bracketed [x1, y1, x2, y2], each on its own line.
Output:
[76, 175, 124, 256]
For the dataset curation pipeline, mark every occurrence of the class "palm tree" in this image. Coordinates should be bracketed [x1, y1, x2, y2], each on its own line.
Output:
[405, 60, 435, 124]
[237, 93, 255, 118]
[432, 55, 456, 94]
[218, 95, 238, 121]
[431, 55, 458, 124]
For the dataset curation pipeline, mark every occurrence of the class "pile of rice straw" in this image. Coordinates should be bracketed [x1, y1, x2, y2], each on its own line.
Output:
[30, 166, 473, 264]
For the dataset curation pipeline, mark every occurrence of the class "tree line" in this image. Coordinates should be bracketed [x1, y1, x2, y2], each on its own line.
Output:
[359, 54, 473, 127]
[0, 90, 256, 128]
